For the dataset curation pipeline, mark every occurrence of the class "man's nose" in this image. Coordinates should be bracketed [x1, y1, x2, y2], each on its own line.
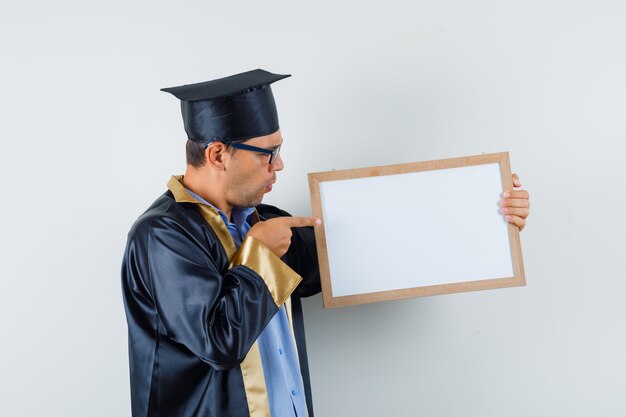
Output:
[271, 153, 284, 171]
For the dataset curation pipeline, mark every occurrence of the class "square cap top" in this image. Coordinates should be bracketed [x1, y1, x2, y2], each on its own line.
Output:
[161, 69, 291, 102]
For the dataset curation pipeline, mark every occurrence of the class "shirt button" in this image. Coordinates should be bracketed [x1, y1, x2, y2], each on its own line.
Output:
[291, 389, 297, 396]
[278, 349, 283, 355]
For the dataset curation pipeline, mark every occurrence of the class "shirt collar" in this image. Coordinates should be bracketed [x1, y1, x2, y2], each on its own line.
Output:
[166, 175, 254, 229]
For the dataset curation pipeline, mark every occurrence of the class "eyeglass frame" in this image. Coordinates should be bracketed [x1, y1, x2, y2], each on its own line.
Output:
[204, 140, 282, 165]
[229, 142, 283, 165]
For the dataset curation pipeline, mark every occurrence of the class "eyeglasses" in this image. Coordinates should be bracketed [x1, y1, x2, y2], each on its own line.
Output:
[229, 142, 282, 165]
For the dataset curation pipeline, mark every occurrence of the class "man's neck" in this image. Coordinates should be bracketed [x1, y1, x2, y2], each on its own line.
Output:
[181, 168, 233, 219]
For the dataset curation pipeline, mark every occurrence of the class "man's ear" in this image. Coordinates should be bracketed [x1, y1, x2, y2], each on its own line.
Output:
[205, 142, 228, 171]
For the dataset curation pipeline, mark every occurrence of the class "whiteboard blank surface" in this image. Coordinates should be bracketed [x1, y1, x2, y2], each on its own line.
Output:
[309, 152, 525, 307]
[321, 162, 513, 296]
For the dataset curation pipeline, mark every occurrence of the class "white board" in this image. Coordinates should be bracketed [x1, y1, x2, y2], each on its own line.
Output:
[308, 152, 525, 308]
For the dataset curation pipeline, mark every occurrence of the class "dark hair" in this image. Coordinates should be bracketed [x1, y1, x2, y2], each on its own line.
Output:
[185, 139, 207, 168]
[185, 139, 241, 168]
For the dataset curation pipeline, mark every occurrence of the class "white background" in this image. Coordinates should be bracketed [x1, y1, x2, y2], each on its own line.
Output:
[1, 1, 625, 416]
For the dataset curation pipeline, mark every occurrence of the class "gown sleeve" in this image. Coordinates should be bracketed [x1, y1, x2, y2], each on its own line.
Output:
[256, 204, 322, 298]
[123, 214, 302, 371]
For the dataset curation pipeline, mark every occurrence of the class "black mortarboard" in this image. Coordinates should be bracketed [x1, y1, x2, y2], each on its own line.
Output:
[161, 69, 291, 144]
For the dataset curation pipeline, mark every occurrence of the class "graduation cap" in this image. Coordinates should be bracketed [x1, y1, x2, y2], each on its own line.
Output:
[161, 69, 291, 144]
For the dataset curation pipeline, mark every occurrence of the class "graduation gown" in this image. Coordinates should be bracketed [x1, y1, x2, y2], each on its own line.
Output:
[121, 176, 320, 417]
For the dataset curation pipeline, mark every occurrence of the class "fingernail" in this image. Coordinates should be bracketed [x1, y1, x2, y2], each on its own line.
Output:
[315, 219, 321, 225]
[503, 192, 511, 197]
[505, 215, 511, 221]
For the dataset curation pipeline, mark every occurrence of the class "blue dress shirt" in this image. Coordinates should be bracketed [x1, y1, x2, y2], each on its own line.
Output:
[185, 189, 308, 417]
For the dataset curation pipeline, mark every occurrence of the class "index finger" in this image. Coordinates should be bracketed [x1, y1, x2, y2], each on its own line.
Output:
[284, 216, 322, 228]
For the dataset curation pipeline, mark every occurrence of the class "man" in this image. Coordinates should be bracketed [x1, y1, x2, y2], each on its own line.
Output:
[121, 69, 530, 417]
[122, 70, 322, 417]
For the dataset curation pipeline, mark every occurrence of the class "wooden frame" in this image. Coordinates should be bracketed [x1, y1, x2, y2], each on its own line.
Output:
[308, 152, 525, 308]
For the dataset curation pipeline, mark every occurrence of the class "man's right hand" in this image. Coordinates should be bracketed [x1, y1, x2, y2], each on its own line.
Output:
[247, 216, 321, 257]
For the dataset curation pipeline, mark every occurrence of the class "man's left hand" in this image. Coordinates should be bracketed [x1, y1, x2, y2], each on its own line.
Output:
[499, 173, 530, 231]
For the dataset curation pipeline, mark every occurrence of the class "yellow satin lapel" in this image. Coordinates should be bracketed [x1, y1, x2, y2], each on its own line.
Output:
[196, 204, 237, 260]
[240, 342, 271, 417]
